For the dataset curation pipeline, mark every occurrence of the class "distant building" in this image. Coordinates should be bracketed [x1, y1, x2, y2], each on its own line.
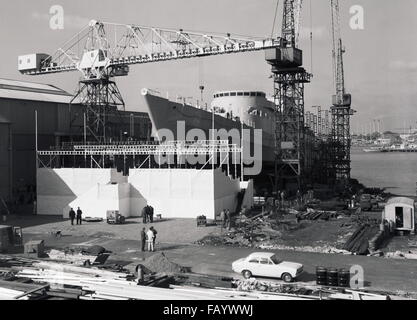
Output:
[0, 78, 151, 205]
[375, 138, 391, 145]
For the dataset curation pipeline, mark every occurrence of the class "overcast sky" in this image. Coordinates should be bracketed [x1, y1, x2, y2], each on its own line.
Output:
[1, 0, 416, 132]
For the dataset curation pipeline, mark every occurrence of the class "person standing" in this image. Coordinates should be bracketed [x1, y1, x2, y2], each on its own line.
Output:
[142, 206, 148, 224]
[146, 205, 151, 223]
[69, 208, 76, 226]
[220, 209, 226, 228]
[32, 200, 37, 215]
[150, 226, 158, 250]
[281, 191, 286, 208]
[225, 210, 231, 230]
[76, 207, 83, 225]
[146, 228, 155, 252]
[140, 227, 146, 252]
[149, 206, 154, 223]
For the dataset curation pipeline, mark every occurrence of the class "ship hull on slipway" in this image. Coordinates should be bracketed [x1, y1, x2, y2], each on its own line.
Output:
[141, 89, 276, 176]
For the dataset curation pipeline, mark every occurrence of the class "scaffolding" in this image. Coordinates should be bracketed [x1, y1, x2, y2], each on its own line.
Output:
[272, 69, 311, 191]
[37, 140, 244, 180]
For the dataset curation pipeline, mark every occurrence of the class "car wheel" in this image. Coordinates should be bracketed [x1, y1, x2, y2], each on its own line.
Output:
[282, 273, 293, 283]
[242, 270, 252, 279]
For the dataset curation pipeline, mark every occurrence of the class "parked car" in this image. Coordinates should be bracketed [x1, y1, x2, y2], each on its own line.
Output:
[232, 252, 304, 283]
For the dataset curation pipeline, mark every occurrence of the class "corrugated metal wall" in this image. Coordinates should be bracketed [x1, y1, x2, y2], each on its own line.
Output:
[0, 123, 11, 201]
[0, 97, 151, 206]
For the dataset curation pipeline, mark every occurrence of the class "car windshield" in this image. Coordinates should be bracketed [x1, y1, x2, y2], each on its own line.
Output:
[270, 255, 282, 265]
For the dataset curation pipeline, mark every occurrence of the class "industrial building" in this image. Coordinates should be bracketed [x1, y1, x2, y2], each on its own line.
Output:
[0, 78, 152, 211]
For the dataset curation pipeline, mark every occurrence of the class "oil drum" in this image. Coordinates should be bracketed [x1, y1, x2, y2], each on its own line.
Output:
[338, 269, 351, 288]
[327, 268, 339, 287]
[316, 266, 328, 286]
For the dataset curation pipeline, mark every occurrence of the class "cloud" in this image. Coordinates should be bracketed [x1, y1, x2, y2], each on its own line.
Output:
[389, 60, 417, 72]
[31, 11, 90, 30]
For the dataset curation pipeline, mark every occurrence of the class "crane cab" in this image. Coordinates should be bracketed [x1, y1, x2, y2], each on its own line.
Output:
[265, 47, 303, 69]
[332, 94, 352, 107]
[18, 53, 50, 73]
[79, 49, 110, 73]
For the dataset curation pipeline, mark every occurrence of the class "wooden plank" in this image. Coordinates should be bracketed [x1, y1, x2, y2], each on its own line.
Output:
[13, 284, 49, 299]
[0, 279, 46, 292]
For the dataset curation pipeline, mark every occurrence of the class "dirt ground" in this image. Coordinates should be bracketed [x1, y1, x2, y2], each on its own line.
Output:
[5, 215, 220, 245]
[3, 213, 417, 294]
[5, 210, 417, 256]
[198, 214, 363, 253]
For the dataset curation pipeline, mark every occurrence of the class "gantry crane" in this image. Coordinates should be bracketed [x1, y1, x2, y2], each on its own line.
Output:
[330, 0, 354, 182]
[18, 20, 282, 142]
[265, 0, 311, 192]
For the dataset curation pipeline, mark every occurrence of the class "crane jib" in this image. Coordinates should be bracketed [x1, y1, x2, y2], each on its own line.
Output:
[18, 21, 281, 78]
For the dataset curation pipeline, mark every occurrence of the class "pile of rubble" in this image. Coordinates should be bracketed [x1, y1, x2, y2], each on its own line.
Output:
[232, 278, 318, 296]
[385, 250, 417, 260]
[197, 214, 286, 248]
[141, 253, 190, 274]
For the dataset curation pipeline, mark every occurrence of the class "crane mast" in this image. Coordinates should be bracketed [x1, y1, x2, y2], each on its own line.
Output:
[266, 0, 311, 192]
[19, 20, 281, 142]
[330, 0, 353, 182]
[331, 0, 345, 104]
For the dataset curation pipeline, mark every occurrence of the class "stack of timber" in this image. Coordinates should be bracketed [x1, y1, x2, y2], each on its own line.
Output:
[0, 280, 48, 300]
[174, 273, 234, 289]
[301, 209, 338, 221]
[14, 264, 304, 300]
[343, 224, 379, 255]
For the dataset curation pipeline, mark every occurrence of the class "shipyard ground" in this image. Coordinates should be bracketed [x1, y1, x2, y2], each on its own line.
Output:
[3, 214, 417, 296]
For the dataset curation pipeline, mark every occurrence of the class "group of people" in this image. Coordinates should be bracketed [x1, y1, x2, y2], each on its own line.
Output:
[140, 226, 158, 252]
[69, 207, 83, 225]
[141, 205, 155, 224]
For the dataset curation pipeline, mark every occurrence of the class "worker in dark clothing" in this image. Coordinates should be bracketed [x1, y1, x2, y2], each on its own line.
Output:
[149, 206, 154, 223]
[140, 228, 146, 252]
[220, 210, 226, 228]
[69, 208, 76, 226]
[142, 206, 148, 224]
[226, 210, 232, 230]
[76, 207, 83, 225]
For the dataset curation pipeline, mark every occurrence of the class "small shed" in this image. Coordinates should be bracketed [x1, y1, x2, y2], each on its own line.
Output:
[383, 197, 416, 233]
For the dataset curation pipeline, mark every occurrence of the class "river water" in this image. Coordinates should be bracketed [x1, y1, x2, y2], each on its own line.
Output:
[351, 148, 417, 196]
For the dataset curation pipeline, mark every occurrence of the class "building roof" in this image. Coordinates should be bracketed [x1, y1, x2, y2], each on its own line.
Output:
[0, 78, 74, 104]
[386, 197, 415, 207]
